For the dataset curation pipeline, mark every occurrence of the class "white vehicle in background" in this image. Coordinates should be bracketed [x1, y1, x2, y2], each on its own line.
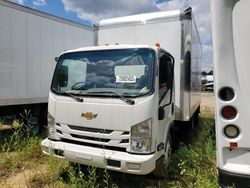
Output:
[0, 0, 93, 131]
[204, 82, 213, 91]
[201, 75, 214, 91]
[41, 8, 202, 177]
[205, 75, 214, 91]
[212, 0, 250, 187]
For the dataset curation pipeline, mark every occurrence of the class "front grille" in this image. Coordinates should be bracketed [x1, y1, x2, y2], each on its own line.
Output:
[70, 134, 111, 142]
[120, 139, 129, 144]
[56, 123, 130, 151]
[68, 125, 113, 134]
[56, 123, 61, 127]
[122, 131, 129, 135]
[56, 129, 63, 135]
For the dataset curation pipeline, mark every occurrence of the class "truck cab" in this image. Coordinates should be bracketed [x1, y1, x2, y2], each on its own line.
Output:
[41, 44, 175, 175]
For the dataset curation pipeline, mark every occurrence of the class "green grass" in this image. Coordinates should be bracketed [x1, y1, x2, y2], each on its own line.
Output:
[166, 107, 217, 187]
[0, 106, 216, 187]
[0, 125, 45, 179]
[0, 123, 118, 187]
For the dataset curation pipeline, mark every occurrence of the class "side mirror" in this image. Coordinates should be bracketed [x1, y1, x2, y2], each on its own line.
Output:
[166, 57, 174, 89]
[166, 54, 174, 106]
[159, 52, 175, 108]
[58, 65, 68, 88]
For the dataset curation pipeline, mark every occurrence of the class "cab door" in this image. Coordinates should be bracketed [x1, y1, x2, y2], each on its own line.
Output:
[157, 49, 175, 148]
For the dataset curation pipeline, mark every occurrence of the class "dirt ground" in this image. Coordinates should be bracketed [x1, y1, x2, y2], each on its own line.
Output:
[201, 92, 215, 109]
[0, 164, 48, 188]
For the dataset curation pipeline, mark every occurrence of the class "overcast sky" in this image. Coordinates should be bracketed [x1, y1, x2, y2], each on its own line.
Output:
[10, 0, 212, 72]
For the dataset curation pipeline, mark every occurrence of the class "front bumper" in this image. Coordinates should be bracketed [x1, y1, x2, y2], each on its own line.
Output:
[41, 138, 158, 175]
[218, 168, 250, 188]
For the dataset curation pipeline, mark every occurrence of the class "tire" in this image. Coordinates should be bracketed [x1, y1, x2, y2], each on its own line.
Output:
[152, 136, 172, 178]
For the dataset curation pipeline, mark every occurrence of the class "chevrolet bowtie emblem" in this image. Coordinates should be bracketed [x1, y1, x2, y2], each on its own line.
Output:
[81, 112, 98, 120]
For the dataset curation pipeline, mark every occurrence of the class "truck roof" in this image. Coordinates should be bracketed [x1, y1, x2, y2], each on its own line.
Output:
[62, 44, 159, 55]
[97, 8, 191, 29]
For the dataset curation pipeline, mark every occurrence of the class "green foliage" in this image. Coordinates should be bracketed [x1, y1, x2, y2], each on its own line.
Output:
[0, 109, 39, 153]
[0, 109, 48, 182]
[0, 126, 28, 152]
[28, 160, 119, 188]
[63, 164, 118, 188]
[0, 131, 45, 179]
[166, 108, 217, 187]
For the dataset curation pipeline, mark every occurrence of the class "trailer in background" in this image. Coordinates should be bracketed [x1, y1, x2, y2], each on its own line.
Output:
[0, 0, 94, 131]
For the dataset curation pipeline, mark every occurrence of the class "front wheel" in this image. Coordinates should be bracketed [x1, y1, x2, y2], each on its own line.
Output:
[152, 136, 172, 178]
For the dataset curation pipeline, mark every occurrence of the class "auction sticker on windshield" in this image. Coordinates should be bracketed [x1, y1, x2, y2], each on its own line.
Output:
[116, 75, 136, 83]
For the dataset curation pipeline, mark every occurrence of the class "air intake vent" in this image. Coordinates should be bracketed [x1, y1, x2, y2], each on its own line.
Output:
[107, 159, 121, 168]
[70, 134, 111, 142]
[120, 139, 129, 144]
[122, 131, 129, 135]
[68, 125, 113, 134]
[56, 123, 61, 127]
[56, 129, 63, 134]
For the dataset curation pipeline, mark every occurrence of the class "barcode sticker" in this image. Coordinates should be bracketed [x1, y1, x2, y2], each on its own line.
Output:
[116, 75, 136, 83]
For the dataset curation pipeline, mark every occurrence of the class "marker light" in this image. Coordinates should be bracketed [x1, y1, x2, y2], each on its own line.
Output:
[219, 87, 235, 101]
[155, 42, 160, 47]
[224, 124, 240, 139]
[221, 106, 237, 120]
[230, 142, 238, 148]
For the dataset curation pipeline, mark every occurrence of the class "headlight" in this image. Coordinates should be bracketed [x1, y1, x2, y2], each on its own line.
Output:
[47, 112, 60, 140]
[130, 119, 152, 154]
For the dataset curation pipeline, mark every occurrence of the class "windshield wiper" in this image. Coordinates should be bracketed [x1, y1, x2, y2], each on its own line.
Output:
[87, 91, 135, 105]
[52, 89, 83, 102]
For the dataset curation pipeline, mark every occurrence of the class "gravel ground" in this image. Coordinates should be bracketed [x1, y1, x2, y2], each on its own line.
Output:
[201, 92, 215, 109]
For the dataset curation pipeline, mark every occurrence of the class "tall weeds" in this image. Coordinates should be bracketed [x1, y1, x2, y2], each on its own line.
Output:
[166, 108, 217, 187]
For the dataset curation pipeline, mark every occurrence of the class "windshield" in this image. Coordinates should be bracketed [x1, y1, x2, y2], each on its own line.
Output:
[51, 48, 155, 97]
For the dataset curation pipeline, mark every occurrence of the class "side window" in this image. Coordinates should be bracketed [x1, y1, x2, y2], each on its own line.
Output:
[159, 53, 174, 102]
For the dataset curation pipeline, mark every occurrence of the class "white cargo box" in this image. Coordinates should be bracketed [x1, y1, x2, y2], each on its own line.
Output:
[0, 0, 94, 106]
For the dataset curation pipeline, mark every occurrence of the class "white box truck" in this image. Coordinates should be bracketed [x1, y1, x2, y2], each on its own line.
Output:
[212, 0, 250, 187]
[41, 8, 201, 177]
[0, 0, 93, 130]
